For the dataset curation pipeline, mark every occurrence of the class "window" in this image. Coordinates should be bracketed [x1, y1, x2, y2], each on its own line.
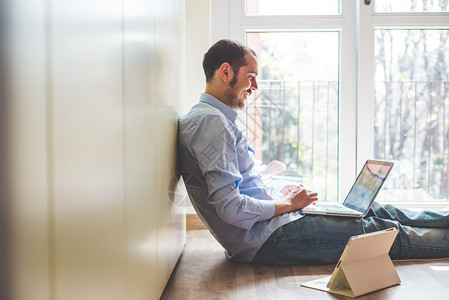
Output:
[375, 0, 449, 13]
[367, 3, 449, 203]
[229, 0, 355, 201]
[246, 0, 340, 15]
[225, 0, 449, 205]
[245, 31, 340, 200]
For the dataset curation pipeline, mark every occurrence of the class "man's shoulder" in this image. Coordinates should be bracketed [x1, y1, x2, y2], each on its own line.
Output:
[178, 103, 236, 145]
[179, 102, 228, 128]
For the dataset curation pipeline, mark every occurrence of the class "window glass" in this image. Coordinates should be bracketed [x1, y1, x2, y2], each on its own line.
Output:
[375, 0, 449, 13]
[244, 32, 339, 200]
[374, 29, 449, 201]
[246, 0, 340, 16]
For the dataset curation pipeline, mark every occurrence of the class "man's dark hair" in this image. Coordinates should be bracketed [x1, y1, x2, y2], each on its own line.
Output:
[202, 39, 256, 83]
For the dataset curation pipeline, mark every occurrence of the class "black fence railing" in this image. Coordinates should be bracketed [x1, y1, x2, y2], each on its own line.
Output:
[237, 80, 449, 201]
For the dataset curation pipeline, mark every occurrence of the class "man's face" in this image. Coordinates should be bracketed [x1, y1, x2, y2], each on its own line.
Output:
[224, 53, 259, 110]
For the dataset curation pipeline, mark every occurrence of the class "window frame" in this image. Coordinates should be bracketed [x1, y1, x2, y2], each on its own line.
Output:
[217, 0, 449, 208]
[357, 1, 449, 168]
[358, 1, 449, 209]
[227, 0, 356, 200]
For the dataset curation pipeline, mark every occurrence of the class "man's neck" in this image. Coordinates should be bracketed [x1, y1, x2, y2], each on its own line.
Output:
[204, 85, 229, 108]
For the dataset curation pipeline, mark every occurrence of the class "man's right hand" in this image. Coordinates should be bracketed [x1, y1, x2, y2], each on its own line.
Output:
[273, 185, 318, 217]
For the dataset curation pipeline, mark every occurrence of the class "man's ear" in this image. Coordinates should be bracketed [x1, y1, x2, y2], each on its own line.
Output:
[219, 62, 233, 83]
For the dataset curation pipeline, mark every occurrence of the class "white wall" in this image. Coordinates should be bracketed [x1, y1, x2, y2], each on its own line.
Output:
[3, 0, 185, 299]
[184, 0, 211, 115]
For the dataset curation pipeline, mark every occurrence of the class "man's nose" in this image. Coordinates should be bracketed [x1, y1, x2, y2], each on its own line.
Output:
[251, 79, 258, 90]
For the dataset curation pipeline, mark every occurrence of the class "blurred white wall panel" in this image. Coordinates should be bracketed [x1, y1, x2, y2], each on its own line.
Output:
[51, 0, 127, 299]
[6, 0, 50, 299]
[3, 0, 186, 299]
[155, 0, 187, 293]
[123, 0, 159, 299]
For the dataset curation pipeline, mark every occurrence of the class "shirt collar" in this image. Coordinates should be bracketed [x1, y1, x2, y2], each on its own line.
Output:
[200, 93, 238, 123]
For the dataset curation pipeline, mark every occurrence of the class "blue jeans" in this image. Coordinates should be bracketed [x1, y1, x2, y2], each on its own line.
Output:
[252, 203, 449, 265]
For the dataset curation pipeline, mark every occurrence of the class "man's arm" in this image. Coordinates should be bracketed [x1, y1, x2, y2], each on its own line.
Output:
[188, 115, 275, 229]
[273, 185, 318, 217]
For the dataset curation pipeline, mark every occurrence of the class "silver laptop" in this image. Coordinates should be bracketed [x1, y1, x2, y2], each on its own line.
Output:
[302, 160, 394, 217]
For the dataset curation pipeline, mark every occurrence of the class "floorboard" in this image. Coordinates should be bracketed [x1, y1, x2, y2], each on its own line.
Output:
[161, 229, 449, 300]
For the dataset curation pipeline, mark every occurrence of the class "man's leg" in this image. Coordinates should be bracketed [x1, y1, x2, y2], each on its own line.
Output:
[368, 202, 449, 228]
[366, 203, 449, 260]
[253, 204, 449, 265]
[252, 214, 364, 265]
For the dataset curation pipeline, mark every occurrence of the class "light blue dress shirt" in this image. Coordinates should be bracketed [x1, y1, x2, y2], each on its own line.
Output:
[178, 93, 304, 262]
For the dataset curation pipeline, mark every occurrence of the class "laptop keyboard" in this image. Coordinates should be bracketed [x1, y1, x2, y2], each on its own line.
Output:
[315, 203, 357, 213]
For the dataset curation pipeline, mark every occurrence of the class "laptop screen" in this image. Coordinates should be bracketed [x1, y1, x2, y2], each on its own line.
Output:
[342, 160, 394, 213]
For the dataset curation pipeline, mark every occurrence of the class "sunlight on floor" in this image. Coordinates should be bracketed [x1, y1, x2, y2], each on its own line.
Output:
[429, 265, 449, 272]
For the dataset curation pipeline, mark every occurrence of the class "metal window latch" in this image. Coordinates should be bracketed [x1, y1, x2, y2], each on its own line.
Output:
[365, 0, 371, 5]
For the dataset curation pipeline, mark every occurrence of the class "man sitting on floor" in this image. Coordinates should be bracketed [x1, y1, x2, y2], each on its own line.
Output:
[177, 39, 449, 265]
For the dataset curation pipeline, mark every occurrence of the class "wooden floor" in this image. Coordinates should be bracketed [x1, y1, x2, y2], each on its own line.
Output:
[161, 229, 449, 300]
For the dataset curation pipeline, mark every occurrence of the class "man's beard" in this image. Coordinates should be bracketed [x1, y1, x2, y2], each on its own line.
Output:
[224, 76, 245, 110]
